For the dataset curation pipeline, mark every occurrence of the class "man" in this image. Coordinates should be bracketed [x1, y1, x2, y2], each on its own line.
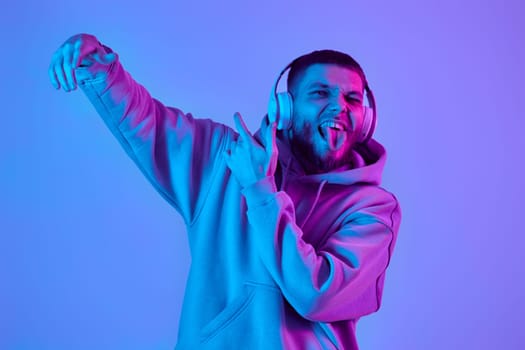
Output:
[49, 33, 401, 349]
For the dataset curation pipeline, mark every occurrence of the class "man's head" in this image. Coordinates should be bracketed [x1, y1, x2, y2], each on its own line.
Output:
[283, 50, 370, 174]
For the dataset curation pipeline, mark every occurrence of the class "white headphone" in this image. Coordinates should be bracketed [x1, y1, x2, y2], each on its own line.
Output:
[268, 55, 377, 144]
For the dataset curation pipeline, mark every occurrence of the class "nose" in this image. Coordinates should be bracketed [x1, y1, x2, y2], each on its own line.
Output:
[327, 93, 348, 114]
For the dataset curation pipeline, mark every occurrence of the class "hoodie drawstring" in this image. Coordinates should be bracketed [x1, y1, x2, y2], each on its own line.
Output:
[300, 180, 328, 228]
[279, 155, 293, 191]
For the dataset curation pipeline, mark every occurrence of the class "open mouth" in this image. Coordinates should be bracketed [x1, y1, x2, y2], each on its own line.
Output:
[318, 120, 348, 150]
[319, 120, 347, 132]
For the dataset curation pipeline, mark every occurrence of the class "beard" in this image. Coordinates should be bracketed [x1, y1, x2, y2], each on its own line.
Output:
[288, 122, 355, 174]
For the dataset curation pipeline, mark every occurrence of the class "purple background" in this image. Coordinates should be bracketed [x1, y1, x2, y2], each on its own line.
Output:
[2, 0, 524, 349]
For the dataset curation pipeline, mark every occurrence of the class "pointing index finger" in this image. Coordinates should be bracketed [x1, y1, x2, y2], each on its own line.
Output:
[233, 112, 255, 144]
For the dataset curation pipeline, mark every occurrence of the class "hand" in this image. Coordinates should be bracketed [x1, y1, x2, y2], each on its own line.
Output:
[223, 112, 278, 188]
[48, 33, 117, 92]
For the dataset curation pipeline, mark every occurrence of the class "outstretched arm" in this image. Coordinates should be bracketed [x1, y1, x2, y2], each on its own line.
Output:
[49, 34, 230, 225]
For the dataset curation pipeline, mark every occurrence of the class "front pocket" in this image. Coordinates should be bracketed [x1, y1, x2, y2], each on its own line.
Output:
[199, 284, 256, 344]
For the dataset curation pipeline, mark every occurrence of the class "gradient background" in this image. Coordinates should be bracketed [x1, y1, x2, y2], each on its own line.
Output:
[2, 0, 524, 349]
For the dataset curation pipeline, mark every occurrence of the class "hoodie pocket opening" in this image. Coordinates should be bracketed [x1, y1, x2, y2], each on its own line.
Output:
[199, 284, 256, 344]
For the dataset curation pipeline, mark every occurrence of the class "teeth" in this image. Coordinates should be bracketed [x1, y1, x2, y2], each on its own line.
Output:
[320, 121, 346, 131]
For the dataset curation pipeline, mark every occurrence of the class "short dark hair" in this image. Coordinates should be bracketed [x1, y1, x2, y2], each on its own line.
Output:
[286, 49, 368, 93]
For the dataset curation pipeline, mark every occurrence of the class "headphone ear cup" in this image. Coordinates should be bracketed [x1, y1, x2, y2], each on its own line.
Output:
[268, 94, 278, 125]
[276, 92, 293, 130]
[360, 106, 374, 143]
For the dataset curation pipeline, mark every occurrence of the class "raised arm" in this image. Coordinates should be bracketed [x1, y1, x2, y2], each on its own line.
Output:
[49, 34, 230, 225]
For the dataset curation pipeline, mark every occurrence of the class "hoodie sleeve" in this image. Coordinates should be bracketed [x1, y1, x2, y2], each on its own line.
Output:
[77, 48, 229, 226]
[242, 176, 401, 322]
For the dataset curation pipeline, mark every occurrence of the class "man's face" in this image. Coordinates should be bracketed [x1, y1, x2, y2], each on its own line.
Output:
[287, 63, 365, 174]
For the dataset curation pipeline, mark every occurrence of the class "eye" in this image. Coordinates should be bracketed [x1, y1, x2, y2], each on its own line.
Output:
[311, 90, 328, 97]
[345, 95, 362, 104]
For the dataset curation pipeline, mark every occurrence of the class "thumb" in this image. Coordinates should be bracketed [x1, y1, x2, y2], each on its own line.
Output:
[93, 47, 117, 65]
[78, 53, 116, 68]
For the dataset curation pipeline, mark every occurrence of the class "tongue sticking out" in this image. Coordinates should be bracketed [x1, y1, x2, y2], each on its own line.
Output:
[319, 126, 347, 150]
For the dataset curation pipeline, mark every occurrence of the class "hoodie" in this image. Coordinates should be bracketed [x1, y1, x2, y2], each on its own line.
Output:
[78, 48, 402, 350]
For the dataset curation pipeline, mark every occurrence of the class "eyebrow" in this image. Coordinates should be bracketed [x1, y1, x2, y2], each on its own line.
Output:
[306, 82, 363, 96]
